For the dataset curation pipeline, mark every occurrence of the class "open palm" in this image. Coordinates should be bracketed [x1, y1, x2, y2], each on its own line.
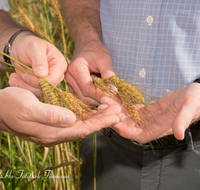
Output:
[100, 83, 200, 144]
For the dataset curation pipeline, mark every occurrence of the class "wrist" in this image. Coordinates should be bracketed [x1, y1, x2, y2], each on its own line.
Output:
[75, 22, 102, 47]
[3, 29, 34, 65]
[10, 29, 36, 59]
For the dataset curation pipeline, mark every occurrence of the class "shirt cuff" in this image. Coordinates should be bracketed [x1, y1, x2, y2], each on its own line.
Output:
[0, 0, 10, 11]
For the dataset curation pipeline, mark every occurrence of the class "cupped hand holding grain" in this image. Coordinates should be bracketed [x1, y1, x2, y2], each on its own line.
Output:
[65, 39, 116, 105]
[100, 83, 200, 144]
[8, 32, 67, 97]
[0, 87, 120, 146]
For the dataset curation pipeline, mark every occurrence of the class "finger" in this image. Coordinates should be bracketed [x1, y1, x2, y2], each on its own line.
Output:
[14, 62, 65, 90]
[100, 96, 134, 122]
[100, 96, 115, 105]
[45, 44, 67, 86]
[111, 122, 136, 138]
[22, 73, 41, 88]
[13, 43, 66, 87]
[67, 59, 104, 102]
[98, 104, 108, 111]
[27, 40, 49, 77]
[66, 72, 100, 104]
[81, 104, 121, 135]
[11, 68, 41, 88]
[67, 79, 104, 104]
[98, 60, 116, 79]
[91, 47, 116, 79]
[9, 74, 43, 97]
[97, 104, 121, 116]
[30, 101, 76, 127]
[28, 104, 120, 145]
[100, 96, 122, 107]
[172, 100, 198, 140]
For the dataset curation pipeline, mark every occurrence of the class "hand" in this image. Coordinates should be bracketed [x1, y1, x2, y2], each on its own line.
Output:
[100, 83, 200, 144]
[8, 32, 67, 97]
[0, 87, 120, 146]
[65, 39, 116, 105]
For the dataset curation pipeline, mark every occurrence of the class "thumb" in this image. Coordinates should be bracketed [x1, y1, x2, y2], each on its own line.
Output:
[100, 63, 116, 79]
[172, 102, 196, 140]
[28, 41, 49, 77]
[97, 53, 116, 79]
[31, 101, 76, 127]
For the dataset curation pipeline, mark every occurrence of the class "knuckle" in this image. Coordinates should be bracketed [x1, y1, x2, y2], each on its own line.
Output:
[45, 108, 56, 124]
[30, 41, 43, 51]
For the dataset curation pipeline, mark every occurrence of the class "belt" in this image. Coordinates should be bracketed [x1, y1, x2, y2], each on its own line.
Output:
[103, 120, 200, 148]
[148, 120, 200, 148]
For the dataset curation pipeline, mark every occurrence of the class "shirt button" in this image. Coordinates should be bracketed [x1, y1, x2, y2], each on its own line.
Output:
[139, 68, 146, 78]
[146, 16, 154, 26]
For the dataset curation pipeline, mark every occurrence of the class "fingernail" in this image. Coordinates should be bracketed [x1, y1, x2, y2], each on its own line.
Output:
[37, 66, 46, 74]
[9, 81, 17, 87]
[61, 113, 75, 126]
[22, 75, 29, 83]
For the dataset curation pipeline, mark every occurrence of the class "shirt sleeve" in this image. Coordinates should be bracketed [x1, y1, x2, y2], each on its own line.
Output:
[0, 0, 10, 11]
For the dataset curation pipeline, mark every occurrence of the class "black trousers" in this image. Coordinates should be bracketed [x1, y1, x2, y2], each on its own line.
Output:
[80, 122, 200, 190]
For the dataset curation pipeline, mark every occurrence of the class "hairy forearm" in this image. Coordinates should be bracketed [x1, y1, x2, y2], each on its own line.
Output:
[0, 11, 22, 70]
[60, 0, 102, 46]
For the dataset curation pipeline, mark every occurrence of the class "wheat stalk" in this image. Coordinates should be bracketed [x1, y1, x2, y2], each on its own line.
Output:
[59, 91, 94, 120]
[49, 0, 67, 57]
[39, 78, 61, 106]
[0, 51, 94, 121]
[18, 6, 52, 42]
[18, 6, 34, 31]
[94, 76, 147, 123]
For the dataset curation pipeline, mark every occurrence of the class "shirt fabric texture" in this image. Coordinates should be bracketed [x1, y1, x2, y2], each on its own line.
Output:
[0, 0, 10, 11]
[81, 1, 200, 190]
[100, 0, 200, 98]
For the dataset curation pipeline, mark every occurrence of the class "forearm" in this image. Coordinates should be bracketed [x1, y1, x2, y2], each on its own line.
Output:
[60, 0, 102, 46]
[0, 11, 22, 70]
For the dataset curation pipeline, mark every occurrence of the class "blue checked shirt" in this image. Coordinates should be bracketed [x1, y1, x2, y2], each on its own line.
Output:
[100, 0, 200, 98]
[0, 0, 10, 11]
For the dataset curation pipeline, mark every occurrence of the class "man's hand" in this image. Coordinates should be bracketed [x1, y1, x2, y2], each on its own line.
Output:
[0, 87, 120, 146]
[61, 0, 116, 104]
[66, 39, 116, 105]
[100, 83, 200, 144]
[8, 32, 67, 97]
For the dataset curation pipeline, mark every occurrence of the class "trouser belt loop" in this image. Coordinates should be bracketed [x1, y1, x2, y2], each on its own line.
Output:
[185, 127, 194, 151]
